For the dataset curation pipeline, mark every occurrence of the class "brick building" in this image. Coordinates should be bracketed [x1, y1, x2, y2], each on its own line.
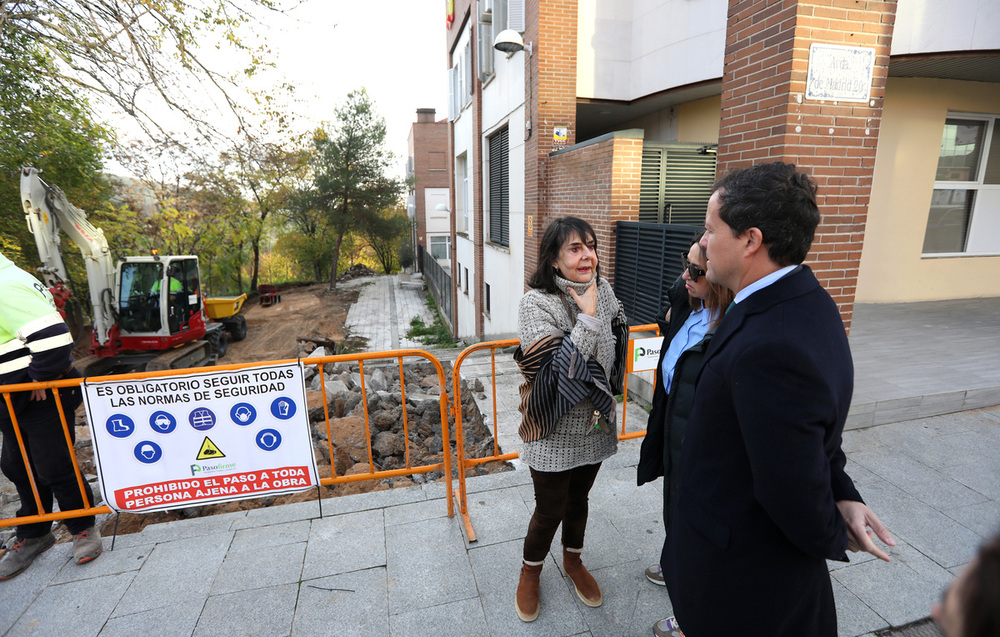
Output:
[444, 0, 1000, 340]
[405, 108, 450, 269]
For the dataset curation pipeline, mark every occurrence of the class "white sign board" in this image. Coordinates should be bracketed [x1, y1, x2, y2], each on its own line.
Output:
[83, 362, 318, 513]
[805, 43, 876, 103]
[630, 336, 664, 373]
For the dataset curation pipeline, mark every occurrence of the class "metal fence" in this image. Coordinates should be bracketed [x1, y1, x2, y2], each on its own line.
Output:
[0, 350, 456, 530]
[614, 221, 703, 325]
[421, 250, 453, 328]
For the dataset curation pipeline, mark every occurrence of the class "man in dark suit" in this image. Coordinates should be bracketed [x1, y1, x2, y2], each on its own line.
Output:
[662, 162, 894, 636]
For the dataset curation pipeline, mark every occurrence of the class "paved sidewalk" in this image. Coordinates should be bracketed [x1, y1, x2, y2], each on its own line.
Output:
[343, 275, 436, 352]
[3, 408, 997, 636]
[1, 284, 998, 636]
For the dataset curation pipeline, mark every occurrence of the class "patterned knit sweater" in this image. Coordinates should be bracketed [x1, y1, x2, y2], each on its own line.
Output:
[517, 275, 620, 472]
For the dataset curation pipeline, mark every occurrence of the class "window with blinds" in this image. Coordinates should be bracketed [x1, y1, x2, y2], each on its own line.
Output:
[488, 125, 510, 246]
[639, 144, 717, 225]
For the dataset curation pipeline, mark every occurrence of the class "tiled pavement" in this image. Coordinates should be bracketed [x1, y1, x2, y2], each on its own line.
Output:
[1, 282, 998, 637]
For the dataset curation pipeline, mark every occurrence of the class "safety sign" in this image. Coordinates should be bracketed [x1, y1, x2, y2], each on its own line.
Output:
[83, 362, 318, 513]
[629, 336, 664, 373]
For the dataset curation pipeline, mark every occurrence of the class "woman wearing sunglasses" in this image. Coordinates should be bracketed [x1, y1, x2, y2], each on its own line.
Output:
[636, 230, 734, 636]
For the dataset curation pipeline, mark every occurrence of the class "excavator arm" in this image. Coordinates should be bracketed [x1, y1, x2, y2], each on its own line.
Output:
[20, 167, 117, 347]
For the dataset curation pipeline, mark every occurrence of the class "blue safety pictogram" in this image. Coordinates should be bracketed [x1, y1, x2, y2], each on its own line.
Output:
[230, 402, 257, 426]
[106, 414, 135, 438]
[255, 428, 282, 451]
[149, 410, 176, 434]
[133, 440, 163, 464]
[188, 407, 216, 431]
[270, 397, 296, 420]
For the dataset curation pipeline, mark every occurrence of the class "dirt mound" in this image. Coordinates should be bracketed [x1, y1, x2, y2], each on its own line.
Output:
[337, 263, 377, 281]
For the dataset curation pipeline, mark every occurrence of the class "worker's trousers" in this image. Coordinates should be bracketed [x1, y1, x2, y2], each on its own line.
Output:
[0, 370, 96, 538]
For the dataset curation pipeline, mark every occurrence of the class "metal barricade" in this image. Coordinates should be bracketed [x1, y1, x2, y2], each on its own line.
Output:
[450, 324, 659, 541]
[0, 349, 456, 530]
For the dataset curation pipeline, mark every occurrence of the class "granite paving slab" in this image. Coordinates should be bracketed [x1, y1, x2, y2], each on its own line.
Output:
[112, 531, 233, 616]
[831, 541, 954, 627]
[1, 540, 79, 634]
[301, 509, 385, 580]
[383, 497, 449, 528]
[857, 477, 984, 569]
[194, 582, 298, 637]
[232, 499, 324, 530]
[109, 510, 245, 548]
[831, 577, 890, 637]
[50, 542, 152, 584]
[7, 571, 134, 637]
[229, 519, 311, 551]
[385, 515, 478, 615]
[388, 596, 490, 637]
[292, 567, 389, 636]
[210, 540, 306, 595]
[849, 449, 988, 511]
[97, 602, 203, 637]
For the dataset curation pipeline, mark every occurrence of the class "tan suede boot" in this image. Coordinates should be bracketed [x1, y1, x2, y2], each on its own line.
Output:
[515, 562, 543, 621]
[563, 548, 602, 607]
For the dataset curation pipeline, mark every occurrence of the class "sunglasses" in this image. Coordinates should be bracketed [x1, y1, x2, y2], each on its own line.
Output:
[681, 254, 706, 282]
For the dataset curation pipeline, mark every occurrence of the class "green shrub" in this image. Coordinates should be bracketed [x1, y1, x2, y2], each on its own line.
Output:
[406, 315, 455, 347]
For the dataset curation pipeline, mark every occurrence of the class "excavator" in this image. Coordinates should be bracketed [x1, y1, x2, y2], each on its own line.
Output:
[19, 166, 248, 376]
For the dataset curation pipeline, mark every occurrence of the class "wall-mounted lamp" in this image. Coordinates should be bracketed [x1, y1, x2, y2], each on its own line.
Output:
[697, 145, 718, 155]
[494, 29, 532, 56]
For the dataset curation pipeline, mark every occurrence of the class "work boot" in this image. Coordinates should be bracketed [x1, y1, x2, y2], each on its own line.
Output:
[563, 548, 602, 607]
[515, 561, 543, 622]
[0, 533, 56, 580]
[72, 526, 103, 565]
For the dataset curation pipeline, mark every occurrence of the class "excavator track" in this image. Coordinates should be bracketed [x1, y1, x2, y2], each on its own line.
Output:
[146, 339, 215, 371]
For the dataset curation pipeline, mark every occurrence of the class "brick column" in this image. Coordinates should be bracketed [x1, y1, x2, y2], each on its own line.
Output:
[523, 0, 579, 289]
[717, 0, 897, 328]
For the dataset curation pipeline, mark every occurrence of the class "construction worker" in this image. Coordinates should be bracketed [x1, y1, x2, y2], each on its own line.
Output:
[151, 264, 186, 332]
[0, 251, 102, 579]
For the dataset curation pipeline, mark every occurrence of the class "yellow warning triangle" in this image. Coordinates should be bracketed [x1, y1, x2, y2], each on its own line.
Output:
[196, 437, 226, 460]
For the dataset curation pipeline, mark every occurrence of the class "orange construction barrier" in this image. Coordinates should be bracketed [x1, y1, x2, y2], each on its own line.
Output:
[450, 324, 659, 541]
[0, 349, 455, 530]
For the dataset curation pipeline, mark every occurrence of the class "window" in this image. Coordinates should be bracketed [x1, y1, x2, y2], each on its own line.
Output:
[463, 267, 469, 295]
[456, 153, 469, 233]
[923, 115, 1000, 255]
[485, 283, 491, 314]
[429, 235, 451, 260]
[448, 30, 473, 120]
[487, 125, 510, 246]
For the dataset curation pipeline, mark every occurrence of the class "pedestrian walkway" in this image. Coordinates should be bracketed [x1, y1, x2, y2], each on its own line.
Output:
[343, 274, 436, 352]
[3, 408, 997, 636]
[2, 283, 998, 637]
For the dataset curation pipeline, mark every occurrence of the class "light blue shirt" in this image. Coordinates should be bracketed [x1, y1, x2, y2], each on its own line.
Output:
[733, 265, 798, 305]
[660, 306, 710, 392]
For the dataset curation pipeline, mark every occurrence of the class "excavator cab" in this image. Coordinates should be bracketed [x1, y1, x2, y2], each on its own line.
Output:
[117, 256, 203, 338]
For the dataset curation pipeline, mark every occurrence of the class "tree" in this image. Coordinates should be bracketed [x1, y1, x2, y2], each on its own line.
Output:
[0, 28, 111, 280]
[359, 203, 410, 274]
[1, 0, 291, 147]
[275, 187, 334, 281]
[221, 140, 309, 292]
[312, 89, 407, 289]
